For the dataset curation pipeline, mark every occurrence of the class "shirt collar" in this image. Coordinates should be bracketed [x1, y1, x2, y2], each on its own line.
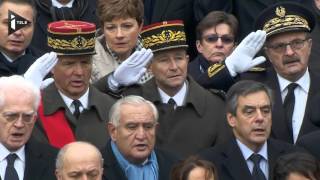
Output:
[158, 81, 187, 106]
[1, 51, 26, 62]
[0, 143, 25, 163]
[58, 88, 90, 109]
[51, 0, 75, 8]
[277, 69, 310, 93]
[236, 139, 268, 161]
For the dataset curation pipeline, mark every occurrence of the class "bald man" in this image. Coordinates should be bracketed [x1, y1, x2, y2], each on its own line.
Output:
[55, 141, 104, 180]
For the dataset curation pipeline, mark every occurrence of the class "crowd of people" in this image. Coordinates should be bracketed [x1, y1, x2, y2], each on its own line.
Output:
[1, 0, 320, 180]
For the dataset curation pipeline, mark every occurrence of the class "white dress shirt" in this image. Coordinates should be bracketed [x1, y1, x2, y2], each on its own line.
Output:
[0, 143, 25, 180]
[59, 88, 89, 114]
[158, 81, 188, 107]
[237, 139, 269, 180]
[51, 0, 74, 8]
[277, 70, 310, 143]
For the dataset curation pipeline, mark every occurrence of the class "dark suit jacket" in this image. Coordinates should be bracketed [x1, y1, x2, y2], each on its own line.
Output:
[241, 68, 320, 143]
[296, 130, 320, 160]
[0, 48, 38, 77]
[199, 137, 296, 180]
[23, 140, 58, 180]
[101, 140, 178, 180]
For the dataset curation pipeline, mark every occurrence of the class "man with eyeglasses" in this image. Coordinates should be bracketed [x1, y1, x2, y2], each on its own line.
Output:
[102, 95, 178, 180]
[0, 75, 57, 180]
[250, 2, 320, 144]
[189, 11, 267, 92]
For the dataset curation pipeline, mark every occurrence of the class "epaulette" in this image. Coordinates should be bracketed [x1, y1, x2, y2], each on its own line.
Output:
[248, 67, 266, 72]
[207, 63, 225, 78]
[208, 88, 226, 100]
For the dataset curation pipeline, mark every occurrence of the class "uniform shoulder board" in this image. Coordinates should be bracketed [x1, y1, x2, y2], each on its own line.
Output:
[207, 63, 225, 78]
[248, 67, 266, 72]
[208, 88, 226, 100]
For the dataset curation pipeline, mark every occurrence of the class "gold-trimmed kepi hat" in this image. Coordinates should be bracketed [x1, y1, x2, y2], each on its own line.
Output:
[47, 20, 96, 55]
[141, 20, 188, 53]
[254, 2, 315, 38]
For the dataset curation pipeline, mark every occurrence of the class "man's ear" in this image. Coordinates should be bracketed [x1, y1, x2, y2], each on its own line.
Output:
[107, 123, 117, 141]
[227, 112, 236, 128]
[196, 40, 202, 53]
[55, 170, 62, 180]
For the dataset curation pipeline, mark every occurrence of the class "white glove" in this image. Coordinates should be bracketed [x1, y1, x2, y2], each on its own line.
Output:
[108, 48, 153, 90]
[24, 52, 58, 89]
[225, 30, 266, 77]
[40, 78, 54, 90]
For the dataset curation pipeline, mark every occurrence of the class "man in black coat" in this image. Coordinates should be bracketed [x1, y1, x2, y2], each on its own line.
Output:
[200, 80, 297, 180]
[102, 95, 178, 180]
[0, 75, 57, 180]
[0, 0, 40, 77]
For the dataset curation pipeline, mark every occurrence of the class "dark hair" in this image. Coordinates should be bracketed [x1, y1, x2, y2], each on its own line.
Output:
[273, 152, 320, 180]
[171, 156, 218, 180]
[97, 0, 144, 26]
[0, 0, 37, 21]
[226, 80, 274, 116]
[196, 11, 238, 42]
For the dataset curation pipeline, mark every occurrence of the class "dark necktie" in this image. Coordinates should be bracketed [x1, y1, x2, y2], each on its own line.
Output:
[283, 83, 298, 136]
[72, 100, 82, 119]
[249, 153, 266, 180]
[4, 153, 19, 180]
[168, 98, 176, 105]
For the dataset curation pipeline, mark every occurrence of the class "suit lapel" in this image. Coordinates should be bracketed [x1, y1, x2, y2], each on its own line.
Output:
[265, 69, 293, 143]
[24, 142, 47, 179]
[221, 139, 253, 180]
[298, 71, 320, 138]
[102, 141, 127, 180]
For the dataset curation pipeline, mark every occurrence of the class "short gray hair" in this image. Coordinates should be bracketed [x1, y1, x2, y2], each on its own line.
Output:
[226, 80, 274, 116]
[0, 75, 40, 111]
[55, 141, 104, 170]
[108, 95, 158, 126]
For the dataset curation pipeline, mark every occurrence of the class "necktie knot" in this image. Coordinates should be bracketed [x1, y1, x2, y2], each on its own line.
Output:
[167, 98, 176, 106]
[250, 153, 263, 165]
[72, 100, 82, 119]
[287, 83, 298, 93]
[6, 153, 17, 166]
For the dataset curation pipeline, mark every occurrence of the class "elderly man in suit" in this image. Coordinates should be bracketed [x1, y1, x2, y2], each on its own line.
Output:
[200, 80, 296, 180]
[0, 75, 57, 180]
[102, 95, 178, 180]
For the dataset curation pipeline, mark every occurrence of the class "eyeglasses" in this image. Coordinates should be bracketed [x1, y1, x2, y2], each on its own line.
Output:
[202, 34, 235, 44]
[1, 111, 36, 124]
[265, 38, 310, 53]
